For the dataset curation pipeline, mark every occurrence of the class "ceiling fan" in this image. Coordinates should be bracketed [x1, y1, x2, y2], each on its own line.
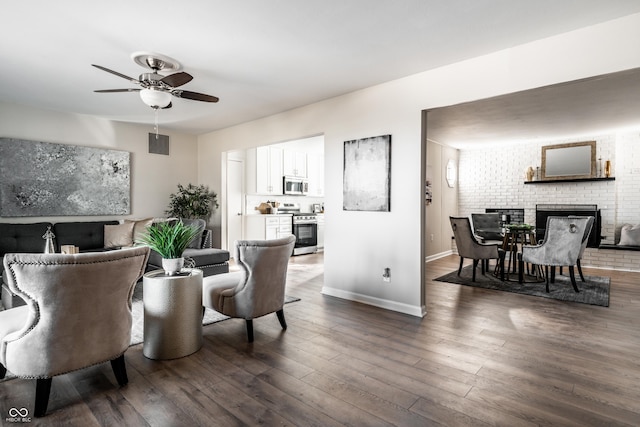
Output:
[92, 52, 219, 109]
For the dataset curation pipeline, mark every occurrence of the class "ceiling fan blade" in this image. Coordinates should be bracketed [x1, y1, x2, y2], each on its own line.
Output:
[94, 88, 141, 93]
[161, 72, 193, 88]
[91, 64, 139, 84]
[172, 90, 219, 103]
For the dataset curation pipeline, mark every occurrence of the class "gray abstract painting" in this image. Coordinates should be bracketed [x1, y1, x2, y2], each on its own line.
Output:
[343, 134, 391, 212]
[0, 138, 130, 216]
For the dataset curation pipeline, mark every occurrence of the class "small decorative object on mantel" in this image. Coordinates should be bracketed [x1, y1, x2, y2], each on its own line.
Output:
[139, 221, 200, 276]
[525, 166, 535, 182]
[604, 160, 612, 178]
[43, 226, 56, 254]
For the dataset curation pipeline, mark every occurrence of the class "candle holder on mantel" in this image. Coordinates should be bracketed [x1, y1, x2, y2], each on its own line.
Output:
[604, 160, 612, 178]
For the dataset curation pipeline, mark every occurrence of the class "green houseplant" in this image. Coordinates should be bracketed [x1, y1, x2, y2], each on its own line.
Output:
[139, 221, 201, 275]
[166, 183, 218, 221]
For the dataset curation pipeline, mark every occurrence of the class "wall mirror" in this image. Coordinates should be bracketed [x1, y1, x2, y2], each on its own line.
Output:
[541, 141, 596, 180]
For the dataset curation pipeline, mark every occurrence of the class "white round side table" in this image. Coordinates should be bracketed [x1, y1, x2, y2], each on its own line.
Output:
[142, 268, 203, 360]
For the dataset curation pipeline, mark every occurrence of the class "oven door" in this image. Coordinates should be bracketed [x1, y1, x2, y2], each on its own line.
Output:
[292, 222, 317, 253]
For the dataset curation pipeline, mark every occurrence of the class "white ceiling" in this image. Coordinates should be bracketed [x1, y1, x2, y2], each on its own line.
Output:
[3, 1, 640, 135]
[427, 67, 640, 149]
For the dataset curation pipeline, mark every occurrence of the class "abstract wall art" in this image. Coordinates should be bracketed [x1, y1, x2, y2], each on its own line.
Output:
[343, 134, 391, 212]
[0, 138, 130, 216]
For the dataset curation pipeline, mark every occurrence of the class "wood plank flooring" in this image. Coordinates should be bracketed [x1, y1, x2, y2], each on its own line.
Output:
[1, 253, 639, 426]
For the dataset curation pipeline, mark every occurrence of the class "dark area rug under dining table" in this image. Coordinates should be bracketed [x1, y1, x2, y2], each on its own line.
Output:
[434, 264, 610, 307]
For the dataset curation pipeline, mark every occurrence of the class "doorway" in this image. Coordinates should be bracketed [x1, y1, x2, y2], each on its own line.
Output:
[226, 158, 244, 254]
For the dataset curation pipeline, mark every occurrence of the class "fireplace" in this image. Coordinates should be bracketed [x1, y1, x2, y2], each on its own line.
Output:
[535, 204, 601, 248]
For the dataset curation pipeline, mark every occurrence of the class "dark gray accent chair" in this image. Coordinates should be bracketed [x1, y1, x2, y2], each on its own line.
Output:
[201, 235, 295, 342]
[450, 217, 504, 282]
[0, 247, 149, 417]
[471, 213, 503, 242]
[519, 216, 591, 292]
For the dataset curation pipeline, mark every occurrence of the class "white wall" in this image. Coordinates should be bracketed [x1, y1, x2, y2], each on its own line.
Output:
[198, 13, 640, 316]
[0, 102, 199, 223]
[425, 141, 459, 260]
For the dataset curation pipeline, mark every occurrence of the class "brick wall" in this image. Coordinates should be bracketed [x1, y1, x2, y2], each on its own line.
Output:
[458, 132, 640, 272]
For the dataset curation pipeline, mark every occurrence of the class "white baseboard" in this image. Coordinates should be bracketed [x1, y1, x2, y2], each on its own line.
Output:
[425, 250, 453, 263]
[321, 286, 426, 318]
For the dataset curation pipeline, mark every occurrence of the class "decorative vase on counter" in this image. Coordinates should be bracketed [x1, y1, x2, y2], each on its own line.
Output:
[162, 257, 184, 276]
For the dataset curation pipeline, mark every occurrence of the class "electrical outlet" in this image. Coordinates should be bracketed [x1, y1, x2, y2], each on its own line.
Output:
[383, 267, 391, 282]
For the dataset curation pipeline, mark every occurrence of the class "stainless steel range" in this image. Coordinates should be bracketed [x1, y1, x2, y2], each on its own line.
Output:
[279, 203, 318, 255]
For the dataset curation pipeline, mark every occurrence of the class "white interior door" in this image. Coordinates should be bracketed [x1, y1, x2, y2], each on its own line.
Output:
[227, 159, 244, 255]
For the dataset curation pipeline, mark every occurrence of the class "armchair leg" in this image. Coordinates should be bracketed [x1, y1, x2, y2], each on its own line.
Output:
[245, 319, 254, 343]
[550, 266, 556, 283]
[577, 259, 586, 282]
[544, 266, 550, 293]
[34, 378, 52, 418]
[110, 354, 128, 386]
[472, 259, 478, 282]
[569, 266, 580, 293]
[276, 309, 287, 330]
[457, 257, 464, 275]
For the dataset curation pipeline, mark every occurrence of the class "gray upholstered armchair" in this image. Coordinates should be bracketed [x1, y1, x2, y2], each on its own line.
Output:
[202, 235, 295, 342]
[519, 216, 590, 292]
[450, 217, 504, 282]
[0, 246, 149, 417]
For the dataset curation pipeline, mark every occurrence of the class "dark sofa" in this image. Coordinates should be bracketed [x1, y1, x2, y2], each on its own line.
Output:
[1, 220, 229, 309]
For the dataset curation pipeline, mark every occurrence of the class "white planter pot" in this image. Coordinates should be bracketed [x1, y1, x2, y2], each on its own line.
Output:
[162, 257, 184, 276]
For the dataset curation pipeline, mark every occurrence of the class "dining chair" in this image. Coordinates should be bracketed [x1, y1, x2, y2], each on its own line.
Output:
[450, 217, 505, 282]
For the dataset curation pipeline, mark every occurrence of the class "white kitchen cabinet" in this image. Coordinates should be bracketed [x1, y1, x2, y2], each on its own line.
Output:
[283, 149, 307, 178]
[246, 146, 283, 195]
[306, 153, 324, 196]
[244, 215, 292, 240]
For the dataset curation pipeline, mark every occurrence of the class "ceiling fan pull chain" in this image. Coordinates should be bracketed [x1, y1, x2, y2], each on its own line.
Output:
[154, 107, 160, 139]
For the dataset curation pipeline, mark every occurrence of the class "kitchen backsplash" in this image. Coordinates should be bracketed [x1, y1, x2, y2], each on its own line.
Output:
[245, 194, 324, 214]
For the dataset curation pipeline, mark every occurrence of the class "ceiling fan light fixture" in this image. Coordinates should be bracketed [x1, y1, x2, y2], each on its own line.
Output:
[140, 88, 172, 109]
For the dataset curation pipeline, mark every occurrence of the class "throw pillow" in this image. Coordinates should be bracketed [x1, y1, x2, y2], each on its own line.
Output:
[618, 223, 640, 246]
[125, 218, 154, 245]
[181, 218, 206, 249]
[104, 222, 135, 249]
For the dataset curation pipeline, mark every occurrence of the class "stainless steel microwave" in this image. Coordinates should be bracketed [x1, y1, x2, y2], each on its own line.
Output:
[283, 176, 308, 195]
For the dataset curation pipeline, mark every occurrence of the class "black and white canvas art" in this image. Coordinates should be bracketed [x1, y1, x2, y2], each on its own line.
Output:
[343, 134, 391, 212]
[0, 138, 130, 216]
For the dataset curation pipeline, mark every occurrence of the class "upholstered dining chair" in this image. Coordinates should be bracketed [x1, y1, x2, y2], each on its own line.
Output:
[202, 235, 295, 342]
[471, 213, 503, 243]
[519, 216, 590, 292]
[0, 246, 149, 417]
[450, 217, 504, 282]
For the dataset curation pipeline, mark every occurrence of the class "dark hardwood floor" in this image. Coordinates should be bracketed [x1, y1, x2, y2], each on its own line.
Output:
[1, 253, 639, 426]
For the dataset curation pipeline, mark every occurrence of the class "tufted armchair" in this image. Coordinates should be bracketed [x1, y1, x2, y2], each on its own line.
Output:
[450, 217, 504, 282]
[0, 246, 149, 417]
[202, 235, 295, 342]
[519, 216, 590, 292]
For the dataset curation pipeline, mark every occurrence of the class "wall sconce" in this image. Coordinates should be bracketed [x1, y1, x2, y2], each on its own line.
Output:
[446, 159, 457, 188]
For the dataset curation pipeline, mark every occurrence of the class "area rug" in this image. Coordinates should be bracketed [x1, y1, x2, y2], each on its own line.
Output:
[129, 282, 300, 345]
[434, 265, 610, 307]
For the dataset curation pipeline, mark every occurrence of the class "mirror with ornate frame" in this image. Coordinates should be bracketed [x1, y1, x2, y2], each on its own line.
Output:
[541, 141, 596, 180]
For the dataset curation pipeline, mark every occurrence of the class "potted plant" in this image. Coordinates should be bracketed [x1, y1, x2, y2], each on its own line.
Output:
[139, 221, 201, 275]
[166, 183, 218, 221]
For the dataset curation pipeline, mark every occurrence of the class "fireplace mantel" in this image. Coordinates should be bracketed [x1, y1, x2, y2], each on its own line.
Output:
[524, 177, 615, 184]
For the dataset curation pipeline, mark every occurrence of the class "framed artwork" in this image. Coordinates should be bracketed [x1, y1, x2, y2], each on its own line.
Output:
[0, 138, 130, 216]
[343, 134, 391, 212]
